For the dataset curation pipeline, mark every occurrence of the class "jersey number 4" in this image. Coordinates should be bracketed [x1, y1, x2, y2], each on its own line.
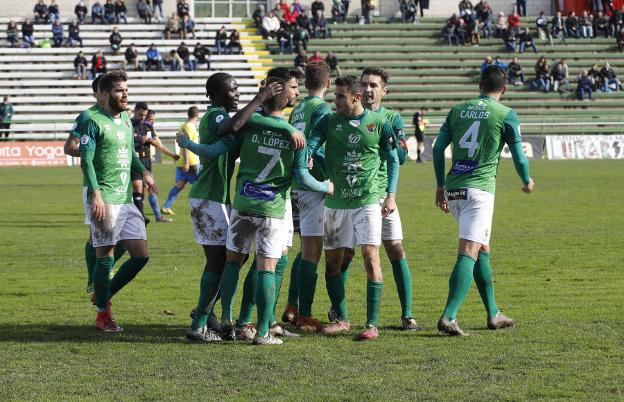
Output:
[458, 121, 481, 158]
[255, 146, 281, 182]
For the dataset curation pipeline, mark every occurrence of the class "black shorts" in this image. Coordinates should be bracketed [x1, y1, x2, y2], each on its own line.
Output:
[131, 157, 152, 181]
[415, 131, 424, 142]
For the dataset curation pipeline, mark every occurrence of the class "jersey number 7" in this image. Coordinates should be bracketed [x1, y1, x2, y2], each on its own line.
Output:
[255, 146, 281, 182]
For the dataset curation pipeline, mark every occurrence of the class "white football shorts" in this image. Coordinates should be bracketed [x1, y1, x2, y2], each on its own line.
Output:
[83, 186, 90, 225]
[189, 198, 230, 246]
[294, 190, 325, 237]
[446, 187, 495, 246]
[323, 204, 382, 250]
[226, 209, 284, 259]
[89, 203, 147, 248]
[380, 197, 403, 241]
[282, 200, 294, 249]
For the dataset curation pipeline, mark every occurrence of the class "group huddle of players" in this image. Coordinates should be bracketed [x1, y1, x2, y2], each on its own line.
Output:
[65, 61, 534, 345]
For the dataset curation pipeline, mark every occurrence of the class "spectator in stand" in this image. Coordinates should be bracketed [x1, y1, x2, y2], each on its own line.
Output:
[104, 0, 116, 24]
[311, 0, 325, 16]
[594, 11, 610, 38]
[75, 1, 88, 23]
[229, 30, 242, 54]
[51, 20, 64, 47]
[442, 17, 459, 45]
[474, 0, 492, 38]
[612, 6, 624, 34]
[146, 43, 162, 70]
[508, 57, 524, 84]
[326, 51, 341, 76]
[507, 10, 521, 35]
[576, 70, 594, 100]
[465, 10, 481, 45]
[551, 59, 569, 93]
[162, 49, 182, 71]
[253, 4, 266, 35]
[109, 26, 122, 54]
[566, 11, 579, 38]
[292, 0, 304, 14]
[531, 56, 550, 92]
[480, 56, 492, 72]
[74, 50, 88, 79]
[297, 9, 312, 33]
[589, 0, 602, 14]
[177, 42, 195, 70]
[600, 62, 622, 92]
[215, 25, 228, 54]
[400, 0, 416, 24]
[7, 21, 19, 47]
[193, 42, 211, 70]
[137, 0, 152, 24]
[604, 0, 616, 15]
[293, 25, 310, 51]
[49, 0, 61, 23]
[458, 0, 473, 15]
[516, 0, 526, 17]
[0, 96, 14, 139]
[177, 0, 190, 19]
[91, 51, 107, 77]
[182, 15, 196, 39]
[34, 0, 50, 24]
[277, 26, 292, 54]
[153, 0, 164, 20]
[92, 1, 104, 24]
[518, 28, 537, 53]
[22, 19, 35, 48]
[362, 0, 374, 24]
[332, 0, 347, 23]
[164, 13, 181, 39]
[457, 17, 470, 45]
[309, 50, 324, 62]
[502, 27, 516, 51]
[115, 0, 128, 24]
[124, 43, 139, 70]
[588, 63, 601, 90]
[68, 18, 83, 47]
[493, 55, 507, 71]
[294, 49, 307, 75]
[262, 11, 280, 39]
[536, 11, 549, 41]
[312, 11, 330, 38]
[343, 0, 351, 18]
[579, 10, 593, 38]
[283, 4, 300, 27]
[551, 11, 565, 42]
[494, 11, 507, 38]
[618, 26, 624, 51]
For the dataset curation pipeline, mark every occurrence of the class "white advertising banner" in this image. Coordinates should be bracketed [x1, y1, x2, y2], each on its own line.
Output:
[545, 135, 624, 160]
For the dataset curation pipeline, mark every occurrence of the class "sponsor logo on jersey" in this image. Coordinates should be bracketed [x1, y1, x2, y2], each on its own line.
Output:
[346, 175, 358, 187]
[348, 133, 361, 144]
[448, 160, 479, 175]
[241, 181, 277, 201]
[345, 151, 362, 162]
[335, 124, 342, 131]
[348, 120, 360, 127]
[366, 123, 376, 134]
[446, 188, 467, 200]
[116, 131, 125, 141]
[343, 161, 362, 172]
[80, 135, 90, 145]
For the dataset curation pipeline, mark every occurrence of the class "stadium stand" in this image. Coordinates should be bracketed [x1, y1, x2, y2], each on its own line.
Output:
[0, 17, 270, 139]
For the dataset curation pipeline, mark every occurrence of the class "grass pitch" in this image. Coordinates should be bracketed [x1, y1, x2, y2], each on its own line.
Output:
[1, 160, 623, 400]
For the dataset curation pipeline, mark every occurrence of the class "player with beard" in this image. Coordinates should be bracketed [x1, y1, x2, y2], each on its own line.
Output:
[178, 76, 330, 345]
[79, 70, 158, 332]
[63, 73, 126, 303]
[180, 72, 304, 342]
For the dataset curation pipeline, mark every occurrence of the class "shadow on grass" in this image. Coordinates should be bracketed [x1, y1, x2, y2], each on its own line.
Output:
[0, 323, 189, 344]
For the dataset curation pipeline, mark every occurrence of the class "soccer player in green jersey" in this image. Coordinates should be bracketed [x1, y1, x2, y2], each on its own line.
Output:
[178, 76, 332, 345]
[79, 70, 158, 332]
[433, 65, 534, 336]
[63, 74, 126, 301]
[180, 72, 303, 343]
[356, 67, 419, 330]
[306, 75, 400, 340]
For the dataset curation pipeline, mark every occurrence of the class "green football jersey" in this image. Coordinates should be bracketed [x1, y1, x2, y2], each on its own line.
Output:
[188, 106, 237, 204]
[289, 96, 332, 190]
[233, 114, 307, 218]
[442, 95, 522, 194]
[71, 104, 99, 187]
[308, 109, 395, 209]
[374, 106, 405, 197]
[79, 107, 135, 204]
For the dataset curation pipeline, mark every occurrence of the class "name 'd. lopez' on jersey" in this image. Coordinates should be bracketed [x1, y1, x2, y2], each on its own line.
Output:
[251, 129, 292, 150]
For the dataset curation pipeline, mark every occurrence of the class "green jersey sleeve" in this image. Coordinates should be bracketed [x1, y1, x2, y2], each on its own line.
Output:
[79, 120, 101, 192]
[79, 119, 100, 152]
[206, 108, 230, 137]
[310, 102, 332, 130]
[503, 110, 531, 184]
[307, 114, 329, 156]
[503, 110, 522, 144]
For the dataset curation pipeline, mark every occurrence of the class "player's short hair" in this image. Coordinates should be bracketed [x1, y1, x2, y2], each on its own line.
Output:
[263, 76, 288, 111]
[481, 65, 507, 93]
[305, 61, 330, 91]
[98, 70, 127, 93]
[147, 109, 156, 117]
[266, 67, 302, 82]
[91, 74, 103, 93]
[188, 106, 199, 118]
[334, 75, 363, 95]
[134, 101, 149, 112]
[361, 67, 390, 85]
[205, 72, 234, 101]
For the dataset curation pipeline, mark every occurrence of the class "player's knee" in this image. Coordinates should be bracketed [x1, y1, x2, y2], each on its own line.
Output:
[343, 247, 356, 261]
[383, 241, 405, 261]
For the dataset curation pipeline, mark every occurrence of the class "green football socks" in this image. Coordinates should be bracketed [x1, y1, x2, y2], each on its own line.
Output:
[340, 258, 352, 287]
[220, 261, 242, 323]
[325, 270, 348, 320]
[442, 254, 477, 321]
[237, 260, 257, 325]
[366, 280, 384, 326]
[191, 271, 221, 330]
[85, 242, 96, 291]
[270, 255, 288, 324]
[297, 259, 318, 317]
[286, 252, 302, 307]
[93, 256, 114, 310]
[109, 256, 149, 297]
[256, 271, 276, 337]
[391, 258, 413, 318]
[473, 251, 499, 318]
